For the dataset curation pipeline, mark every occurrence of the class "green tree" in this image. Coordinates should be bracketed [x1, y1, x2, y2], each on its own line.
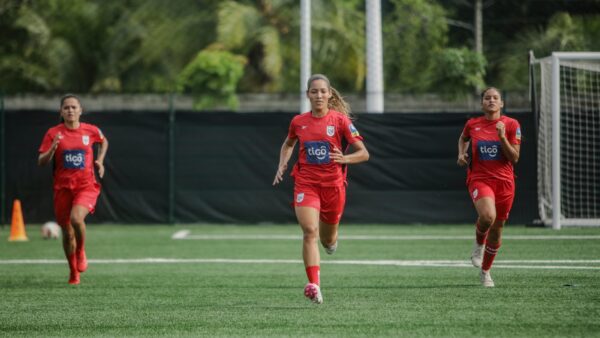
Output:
[43, 1, 134, 92]
[0, 0, 219, 93]
[118, 0, 219, 92]
[435, 47, 487, 98]
[497, 12, 600, 91]
[214, 0, 366, 93]
[177, 50, 246, 110]
[310, 0, 365, 92]
[214, 0, 293, 92]
[0, 2, 57, 93]
[383, 0, 448, 93]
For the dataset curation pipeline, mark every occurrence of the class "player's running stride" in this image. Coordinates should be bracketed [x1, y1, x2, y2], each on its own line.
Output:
[273, 74, 369, 303]
[38, 94, 109, 285]
[457, 87, 521, 287]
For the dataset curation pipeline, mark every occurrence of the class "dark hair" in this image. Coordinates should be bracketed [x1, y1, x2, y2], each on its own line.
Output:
[59, 94, 83, 123]
[480, 87, 502, 101]
[60, 93, 82, 108]
[306, 74, 352, 118]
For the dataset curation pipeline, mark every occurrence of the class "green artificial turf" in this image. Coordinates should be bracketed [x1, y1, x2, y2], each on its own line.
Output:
[0, 224, 599, 337]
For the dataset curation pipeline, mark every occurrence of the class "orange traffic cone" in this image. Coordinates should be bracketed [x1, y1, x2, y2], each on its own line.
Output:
[8, 199, 28, 241]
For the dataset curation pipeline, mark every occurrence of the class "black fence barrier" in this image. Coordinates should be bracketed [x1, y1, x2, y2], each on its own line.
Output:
[2, 110, 536, 225]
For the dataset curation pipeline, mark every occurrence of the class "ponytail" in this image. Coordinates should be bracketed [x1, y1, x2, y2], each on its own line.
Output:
[329, 87, 353, 119]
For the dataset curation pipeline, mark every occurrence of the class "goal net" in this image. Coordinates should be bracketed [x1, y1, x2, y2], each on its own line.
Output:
[530, 52, 600, 229]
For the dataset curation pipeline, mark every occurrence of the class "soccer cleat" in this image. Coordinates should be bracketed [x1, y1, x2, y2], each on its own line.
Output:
[480, 269, 494, 287]
[68, 271, 80, 285]
[471, 242, 485, 268]
[77, 249, 88, 273]
[324, 241, 338, 255]
[304, 283, 323, 304]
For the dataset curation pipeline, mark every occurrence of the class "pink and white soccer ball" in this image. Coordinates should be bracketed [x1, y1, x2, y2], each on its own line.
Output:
[41, 221, 60, 239]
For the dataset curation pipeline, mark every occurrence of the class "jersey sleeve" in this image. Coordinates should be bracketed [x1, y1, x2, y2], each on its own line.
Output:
[38, 129, 54, 153]
[507, 119, 522, 145]
[341, 116, 363, 144]
[462, 119, 472, 139]
[287, 117, 298, 140]
[91, 125, 105, 144]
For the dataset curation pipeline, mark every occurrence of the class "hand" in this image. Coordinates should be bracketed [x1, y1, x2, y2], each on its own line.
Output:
[330, 146, 347, 164]
[457, 153, 469, 167]
[273, 163, 287, 185]
[51, 132, 62, 151]
[496, 121, 506, 139]
[95, 160, 105, 178]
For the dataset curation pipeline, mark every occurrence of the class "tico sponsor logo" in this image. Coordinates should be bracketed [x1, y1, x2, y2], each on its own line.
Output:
[477, 140, 503, 161]
[304, 141, 330, 164]
[63, 150, 85, 169]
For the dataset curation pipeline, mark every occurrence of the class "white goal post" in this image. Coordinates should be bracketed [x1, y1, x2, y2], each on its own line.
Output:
[530, 52, 600, 229]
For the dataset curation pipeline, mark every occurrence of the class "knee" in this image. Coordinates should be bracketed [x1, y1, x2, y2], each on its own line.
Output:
[70, 214, 85, 227]
[479, 213, 496, 227]
[302, 227, 319, 242]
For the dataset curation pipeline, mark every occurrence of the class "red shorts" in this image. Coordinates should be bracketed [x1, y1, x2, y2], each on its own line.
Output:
[53, 183, 100, 226]
[293, 182, 346, 224]
[468, 179, 515, 221]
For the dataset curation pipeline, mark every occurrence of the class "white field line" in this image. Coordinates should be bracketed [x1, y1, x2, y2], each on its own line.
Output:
[171, 231, 600, 241]
[171, 230, 190, 239]
[1, 258, 600, 270]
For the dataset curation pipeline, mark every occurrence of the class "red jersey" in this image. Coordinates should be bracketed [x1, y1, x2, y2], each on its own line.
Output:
[462, 115, 521, 184]
[39, 123, 104, 190]
[288, 110, 364, 187]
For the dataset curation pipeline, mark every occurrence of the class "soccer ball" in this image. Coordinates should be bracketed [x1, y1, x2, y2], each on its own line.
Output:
[41, 221, 60, 239]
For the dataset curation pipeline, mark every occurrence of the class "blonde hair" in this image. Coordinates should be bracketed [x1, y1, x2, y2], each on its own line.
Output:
[306, 74, 352, 118]
[329, 87, 352, 118]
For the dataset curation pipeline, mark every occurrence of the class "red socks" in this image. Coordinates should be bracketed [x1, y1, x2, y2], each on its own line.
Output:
[75, 232, 88, 272]
[482, 242, 501, 271]
[67, 253, 80, 284]
[67, 253, 77, 272]
[305, 266, 320, 285]
[76, 233, 85, 254]
[475, 222, 488, 245]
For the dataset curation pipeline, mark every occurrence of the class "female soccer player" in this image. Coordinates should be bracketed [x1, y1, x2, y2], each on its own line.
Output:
[273, 74, 369, 303]
[457, 87, 521, 287]
[38, 94, 109, 285]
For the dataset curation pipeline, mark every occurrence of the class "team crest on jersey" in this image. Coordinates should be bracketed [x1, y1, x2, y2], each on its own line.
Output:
[516, 127, 521, 140]
[349, 123, 360, 137]
[82, 135, 90, 145]
[296, 193, 304, 203]
[326, 125, 335, 136]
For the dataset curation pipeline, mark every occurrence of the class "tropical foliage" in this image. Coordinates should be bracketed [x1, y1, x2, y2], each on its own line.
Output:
[497, 12, 600, 91]
[383, 0, 448, 93]
[1, 0, 598, 98]
[177, 50, 246, 110]
[0, 0, 218, 94]
[436, 47, 487, 97]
